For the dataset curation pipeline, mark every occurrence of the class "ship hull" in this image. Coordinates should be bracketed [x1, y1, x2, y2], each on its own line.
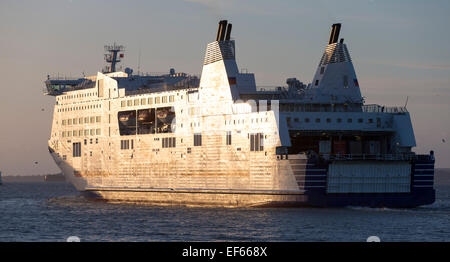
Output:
[51, 148, 435, 208]
[80, 188, 435, 208]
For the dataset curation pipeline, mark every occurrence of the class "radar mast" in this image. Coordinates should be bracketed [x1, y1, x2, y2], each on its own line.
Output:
[103, 43, 124, 73]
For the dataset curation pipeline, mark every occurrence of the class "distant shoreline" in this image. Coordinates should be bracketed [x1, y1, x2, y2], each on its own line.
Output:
[2, 173, 66, 182]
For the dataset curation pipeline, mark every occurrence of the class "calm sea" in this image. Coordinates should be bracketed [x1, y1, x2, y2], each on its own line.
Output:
[1, 171, 449, 242]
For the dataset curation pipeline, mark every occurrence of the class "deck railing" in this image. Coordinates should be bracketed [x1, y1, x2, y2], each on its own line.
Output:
[362, 104, 408, 113]
[321, 153, 416, 161]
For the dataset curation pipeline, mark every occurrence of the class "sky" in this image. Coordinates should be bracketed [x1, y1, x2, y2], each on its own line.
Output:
[0, 0, 449, 175]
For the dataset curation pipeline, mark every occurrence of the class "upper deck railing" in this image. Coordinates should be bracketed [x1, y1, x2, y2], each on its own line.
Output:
[362, 104, 408, 113]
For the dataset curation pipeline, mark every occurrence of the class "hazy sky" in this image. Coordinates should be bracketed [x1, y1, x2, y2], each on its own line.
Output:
[0, 0, 449, 175]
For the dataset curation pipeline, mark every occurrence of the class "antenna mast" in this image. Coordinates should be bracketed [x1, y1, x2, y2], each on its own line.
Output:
[104, 43, 125, 73]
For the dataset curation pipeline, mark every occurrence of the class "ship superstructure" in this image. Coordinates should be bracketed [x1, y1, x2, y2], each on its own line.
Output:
[45, 21, 435, 207]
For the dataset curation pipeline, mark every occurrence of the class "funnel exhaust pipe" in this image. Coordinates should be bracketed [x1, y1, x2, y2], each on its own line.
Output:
[216, 20, 232, 41]
[225, 23, 232, 40]
[216, 20, 227, 41]
[328, 23, 342, 44]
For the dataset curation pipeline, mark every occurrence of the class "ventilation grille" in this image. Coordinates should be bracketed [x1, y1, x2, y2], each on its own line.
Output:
[203, 41, 235, 65]
[319, 43, 352, 66]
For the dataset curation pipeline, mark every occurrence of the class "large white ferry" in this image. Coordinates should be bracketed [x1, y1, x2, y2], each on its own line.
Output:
[45, 21, 435, 207]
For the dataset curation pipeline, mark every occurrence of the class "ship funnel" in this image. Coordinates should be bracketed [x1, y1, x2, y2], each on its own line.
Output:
[216, 20, 228, 41]
[328, 23, 341, 44]
[225, 23, 232, 40]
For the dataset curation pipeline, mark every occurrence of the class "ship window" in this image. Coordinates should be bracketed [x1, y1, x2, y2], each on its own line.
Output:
[347, 118, 352, 123]
[169, 95, 174, 102]
[337, 118, 342, 123]
[73, 118, 78, 125]
[141, 98, 147, 105]
[368, 118, 373, 123]
[156, 107, 175, 133]
[118, 110, 137, 136]
[96, 129, 101, 135]
[226, 131, 232, 145]
[194, 133, 202, 146]
[120, 140, 130, 150]
[315, 118, 321, 123]
[305, 118, 310, 123]
[162, 137, 176, 148]
[250, 133, 264, 152]
[187, 147, 191, 154]
[72, 142, 81, 157]
[148, 97, 153, 105]
[121, 101, 126, 107]
[358, 118, 363, 123]
[320, 67, 325, 74]
[162, 96, 167, 103]
[134, 99, 139, 106]
[62, 120, 66, 125]
[315, 80, 319, 86]
[127, 100, 132, 106]
[343, 75, 349, 88]
[155, 97, 160, 104]
[84, 117, 89, 124]
[84, 139, 87, 145]
[68, 119, 72, 125]
[90, 117, 95, 123]
[72, 130, 77, 137]
[84, 130, 89, 136]
[326, 118, 331, 123]
[96, 116, 101, 123]
[137, 108, 156, 134]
